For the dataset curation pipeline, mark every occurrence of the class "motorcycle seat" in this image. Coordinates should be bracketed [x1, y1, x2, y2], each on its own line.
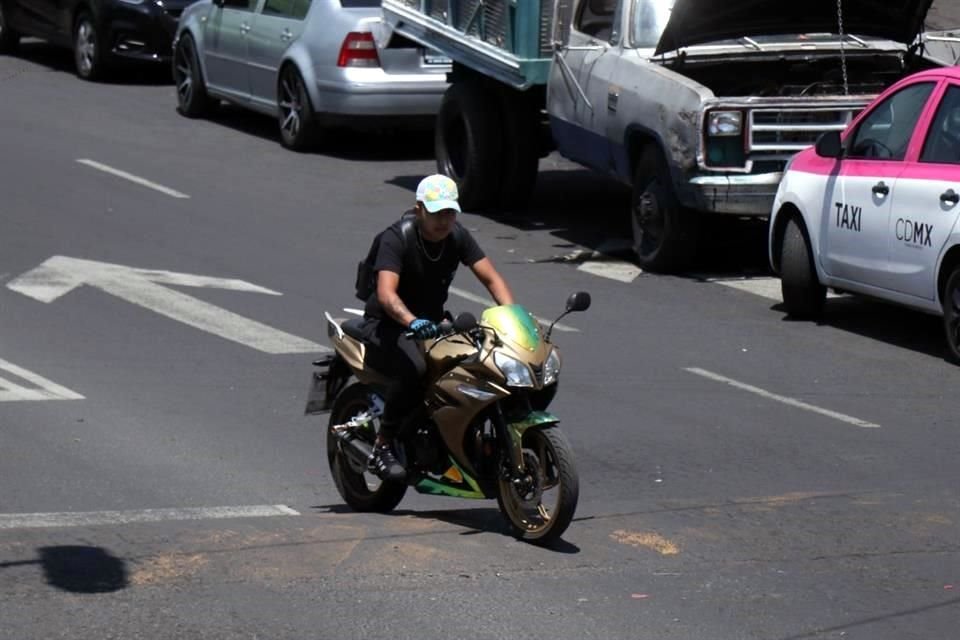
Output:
[341, 317, 366, 341]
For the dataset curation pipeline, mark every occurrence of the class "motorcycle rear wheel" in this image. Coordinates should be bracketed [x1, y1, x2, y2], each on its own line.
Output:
[327, 383, 406, 513]
[497, 425, 579, 544]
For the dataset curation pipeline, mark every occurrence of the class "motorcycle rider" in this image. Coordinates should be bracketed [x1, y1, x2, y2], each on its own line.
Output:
[360, 174, 515, 481]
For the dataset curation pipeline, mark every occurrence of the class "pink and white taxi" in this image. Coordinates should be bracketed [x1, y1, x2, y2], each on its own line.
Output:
[769, 67, 960, 362]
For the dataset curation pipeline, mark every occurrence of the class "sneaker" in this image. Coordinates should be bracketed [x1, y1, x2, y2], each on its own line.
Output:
[370, 442, 406, 482]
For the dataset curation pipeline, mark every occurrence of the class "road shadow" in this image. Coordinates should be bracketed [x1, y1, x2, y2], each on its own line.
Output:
[775, 295, 950, 362]
[202, 105, 435, 161]
[389, 166, 772, 276]
[39, 546, 128, 593]
[4, 40, 171, 85]
[310, 504, 579, 552]
[0, 546, 128, 593]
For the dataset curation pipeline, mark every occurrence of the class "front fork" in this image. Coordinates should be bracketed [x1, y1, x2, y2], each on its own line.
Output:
[490, 402, 559, 477]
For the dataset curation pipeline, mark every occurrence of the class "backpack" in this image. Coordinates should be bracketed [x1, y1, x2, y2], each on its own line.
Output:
[354, 212, 416, 301]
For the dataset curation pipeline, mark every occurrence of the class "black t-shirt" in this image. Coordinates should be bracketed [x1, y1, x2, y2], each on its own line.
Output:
[364, 212, 485, 323]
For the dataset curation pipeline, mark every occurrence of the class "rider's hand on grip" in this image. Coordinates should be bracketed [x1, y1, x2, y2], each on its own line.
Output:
[409, 318, 439, 340]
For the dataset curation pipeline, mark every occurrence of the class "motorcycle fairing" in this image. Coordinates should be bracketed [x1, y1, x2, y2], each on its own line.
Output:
[414, 456, 486, 499]
[481, 304, 542, 352]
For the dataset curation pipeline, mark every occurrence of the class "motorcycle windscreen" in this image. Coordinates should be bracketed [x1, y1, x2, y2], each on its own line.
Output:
[480, 304, 541, 352]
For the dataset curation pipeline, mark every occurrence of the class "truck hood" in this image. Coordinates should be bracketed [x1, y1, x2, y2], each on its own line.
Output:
[655, 0, 934, 55]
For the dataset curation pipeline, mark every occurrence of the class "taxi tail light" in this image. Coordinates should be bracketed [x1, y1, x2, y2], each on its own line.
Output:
[338, 32, 380, 68]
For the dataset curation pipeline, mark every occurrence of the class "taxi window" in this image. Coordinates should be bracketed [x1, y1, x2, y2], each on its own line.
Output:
[920, 85, 960, 164]
[847, 82, 935, 161]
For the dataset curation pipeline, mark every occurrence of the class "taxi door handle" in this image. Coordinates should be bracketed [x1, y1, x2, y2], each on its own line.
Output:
[872, 181, 890, 196]
[280, 28, 292, 42]
[941, 189, 959, 205]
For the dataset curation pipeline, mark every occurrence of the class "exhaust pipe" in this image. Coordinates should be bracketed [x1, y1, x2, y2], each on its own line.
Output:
[336, 430, 374, 470]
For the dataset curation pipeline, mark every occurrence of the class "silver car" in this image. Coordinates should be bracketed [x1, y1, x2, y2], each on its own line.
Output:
[172, 0, 449, 149]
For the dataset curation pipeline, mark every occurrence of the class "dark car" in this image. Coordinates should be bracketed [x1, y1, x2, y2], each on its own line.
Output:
[0, 0, 193, 79]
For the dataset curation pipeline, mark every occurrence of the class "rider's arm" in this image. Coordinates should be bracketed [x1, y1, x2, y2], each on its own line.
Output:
[470, 258, 514, 306]
[377, 270, 417, 327]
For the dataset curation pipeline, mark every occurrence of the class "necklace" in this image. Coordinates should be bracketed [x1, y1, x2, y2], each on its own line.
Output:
[417, 229, 445, 262]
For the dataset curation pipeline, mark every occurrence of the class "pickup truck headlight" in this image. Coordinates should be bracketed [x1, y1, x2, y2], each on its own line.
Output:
[494, 352, 534, 388]
[707, 111, 743, 137]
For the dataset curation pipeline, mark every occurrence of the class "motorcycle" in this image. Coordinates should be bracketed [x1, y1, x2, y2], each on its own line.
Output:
[307, 292, 590, 543]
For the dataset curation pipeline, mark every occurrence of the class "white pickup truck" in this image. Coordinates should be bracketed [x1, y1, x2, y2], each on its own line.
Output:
[384, 0, 943, 272]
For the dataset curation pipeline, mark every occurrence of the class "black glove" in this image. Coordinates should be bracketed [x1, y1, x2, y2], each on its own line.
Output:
[409, 318, 439, 340]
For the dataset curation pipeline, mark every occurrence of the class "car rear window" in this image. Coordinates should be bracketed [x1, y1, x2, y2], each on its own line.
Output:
[340, 0, 379, 6]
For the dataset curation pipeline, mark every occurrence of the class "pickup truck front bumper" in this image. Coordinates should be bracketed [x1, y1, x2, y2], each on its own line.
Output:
[687, 172, 783, 217]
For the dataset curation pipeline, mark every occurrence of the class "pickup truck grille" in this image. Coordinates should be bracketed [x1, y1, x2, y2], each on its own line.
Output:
[748, 104, 868, 160]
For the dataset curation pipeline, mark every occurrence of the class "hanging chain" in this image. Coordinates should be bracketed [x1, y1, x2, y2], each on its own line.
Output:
[837, 0, 849, 95]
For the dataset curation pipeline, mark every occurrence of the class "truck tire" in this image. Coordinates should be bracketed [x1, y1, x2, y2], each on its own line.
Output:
[780, 218, 825, 319]
[435, 81, 503, 211]
[631, 150, 698, 272]
[495, 87, 539, 211]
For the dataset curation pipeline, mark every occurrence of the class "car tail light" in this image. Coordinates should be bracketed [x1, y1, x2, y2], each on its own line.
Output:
[337, 32, 380, 68]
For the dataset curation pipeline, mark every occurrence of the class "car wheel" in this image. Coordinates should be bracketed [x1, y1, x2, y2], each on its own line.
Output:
[435, 80, 503, 212]
[780, 217, 825, 319]
[173, 34, 214, 118]
[74, 13, 105, 80]
[0, 2, 21, 54]
[940, 267, 960, 363]
[277, 65, 318, 151]
[631, 148, 698, 273]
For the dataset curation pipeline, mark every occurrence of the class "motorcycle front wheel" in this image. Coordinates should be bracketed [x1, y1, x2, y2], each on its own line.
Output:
[497, 425, 579, 544]
[327, 383, 406, 512]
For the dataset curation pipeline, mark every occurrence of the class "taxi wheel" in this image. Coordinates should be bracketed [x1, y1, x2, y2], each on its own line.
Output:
[941, 268, 960, 363]
[780, 218, 825, 319]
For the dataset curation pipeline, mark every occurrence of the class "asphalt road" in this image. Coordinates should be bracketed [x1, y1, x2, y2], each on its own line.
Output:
[2, 26, 959, 640]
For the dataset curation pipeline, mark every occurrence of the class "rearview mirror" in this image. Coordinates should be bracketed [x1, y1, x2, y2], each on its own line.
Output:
[566, 291, 591, 312]
[552, 0, 575, 49]
[815, 131, 843, 159]
[453, 312, 478, 332]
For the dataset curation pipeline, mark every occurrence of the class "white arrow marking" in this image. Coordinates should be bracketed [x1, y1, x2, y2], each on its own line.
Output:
[0, 359, 84, 402]
[7, 256, 327, 354]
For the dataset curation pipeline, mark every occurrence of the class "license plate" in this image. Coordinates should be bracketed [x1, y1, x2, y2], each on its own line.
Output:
[423, 51, 451, 66]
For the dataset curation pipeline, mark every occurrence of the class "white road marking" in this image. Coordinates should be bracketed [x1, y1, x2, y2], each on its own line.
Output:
[685, 367, 880, 429]
[0, 505, 300, 530]
[577, 261, 642, 283]
[0, 358, 84, 402]
[697, 275, 843, 302]
[76, 159, 190, 199]
[449, 286, 578, 332]
[7, 256, 327, 354]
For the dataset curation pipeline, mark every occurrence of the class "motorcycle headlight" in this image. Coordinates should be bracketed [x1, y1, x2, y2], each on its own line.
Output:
[543, 349, 561, 386]
[494, 352, 534, 388]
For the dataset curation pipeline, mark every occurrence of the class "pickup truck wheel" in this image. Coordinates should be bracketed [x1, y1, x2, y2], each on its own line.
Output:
[436, 81, 502, 211]
[780, 218, 825, 319]
[0, 2, 20, 53]
[496, 88, 539, 211]
[940, 267, 960, 363]
[631, 160, 697, 272]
